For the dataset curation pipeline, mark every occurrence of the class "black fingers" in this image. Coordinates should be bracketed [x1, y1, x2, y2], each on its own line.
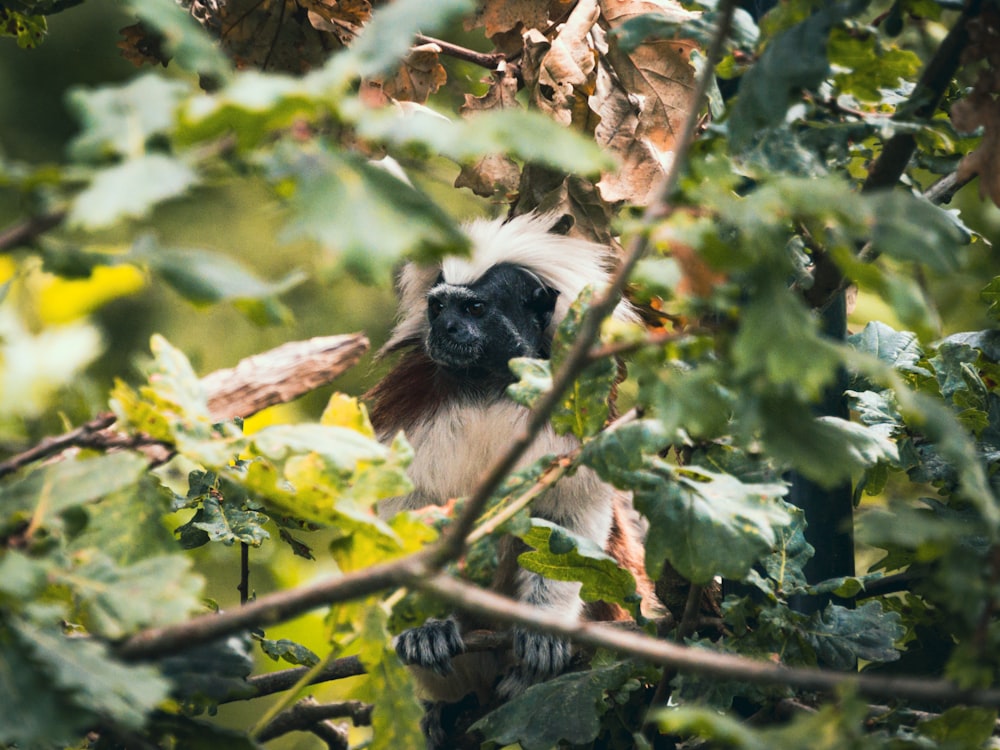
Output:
[496, 628, 572, 699]
[395, 617, 465, 675]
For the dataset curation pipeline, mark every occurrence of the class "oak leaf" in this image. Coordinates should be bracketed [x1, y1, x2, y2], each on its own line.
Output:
[455, 67, 522, 198]
[599, 0, 697, 153]
[373, 43, 447, 103]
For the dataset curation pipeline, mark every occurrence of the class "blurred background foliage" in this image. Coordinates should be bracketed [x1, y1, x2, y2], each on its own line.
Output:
[4, 0, 1000, 746]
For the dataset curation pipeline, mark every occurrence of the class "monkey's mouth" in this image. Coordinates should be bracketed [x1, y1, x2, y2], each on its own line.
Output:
[425, 336, 489, 371]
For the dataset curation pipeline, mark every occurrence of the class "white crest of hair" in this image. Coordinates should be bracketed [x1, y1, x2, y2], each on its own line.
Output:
[383, 211, 638, 353]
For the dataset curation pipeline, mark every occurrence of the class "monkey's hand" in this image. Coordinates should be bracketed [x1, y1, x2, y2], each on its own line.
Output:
[496, 627, 572, 699]
[394, 617, 465, 675]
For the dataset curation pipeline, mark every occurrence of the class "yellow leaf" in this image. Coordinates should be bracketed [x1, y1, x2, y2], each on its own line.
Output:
[38, 265, 145, 324]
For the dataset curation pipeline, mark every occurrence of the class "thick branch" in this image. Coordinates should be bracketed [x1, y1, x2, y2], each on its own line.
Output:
[116, 545, 1000, 707]
[411, 571, 1000, 709]
[0, 333, 369, 478]
[201, 333, 370, 422]
[257, 698, 371, 744]
[116, 553, 422, 660]
[862, 0, 983, 193]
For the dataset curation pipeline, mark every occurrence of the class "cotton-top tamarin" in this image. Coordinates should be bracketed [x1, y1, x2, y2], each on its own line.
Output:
[366, 211, 655, 720]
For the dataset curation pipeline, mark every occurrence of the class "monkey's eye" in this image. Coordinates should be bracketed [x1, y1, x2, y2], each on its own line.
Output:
[465, 301, 486, 318]
[428, 298, 444, 318]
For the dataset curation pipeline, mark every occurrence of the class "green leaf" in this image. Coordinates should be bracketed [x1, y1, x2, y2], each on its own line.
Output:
[0, 622, 93, 748]
[869, 191, 965, 273]
[828, 27, 921, 102]
[66, 552, 204, 640]
[732, 279, 843, 401]
[507, 357, 553, 407]
[14, 618, 170, 730]
[356, 606, 424, 750]
[756, 400, 898, 486]
[518, 518, 639, 617]
[916, 706, 998, 750]
[472, 661, 636, 750]
[728, 3, 851, 152]
[0, 451, 148, 534]
[583, 427, 790, 584]
[803, 601, 903, 669]
[124, 0, 231, 80]
[265, 145, 468, 282]
[68, 154, 198, 229]
[0, 8, 47, 47]
[550, 289, 616, 438]
[132, 235, 305, 324]
[258, 637, 320, 667]
[177, 493, 270, 548]
[338, 0, 474, 79]
[0, 550, 51, 605]
[248, 423, 392, 472]
[653, 704, 763, 749]
[69, 476, 185, 564]
[846, 321, 925, 374]
[159, 634, 257, 708]
[356, 106, 614, 176]
[757, 507, 813, 597]
[68, 73, 188, 161]
[981, 277, 1000, 321]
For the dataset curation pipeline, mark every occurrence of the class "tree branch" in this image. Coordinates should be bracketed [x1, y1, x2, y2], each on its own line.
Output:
[807, 0, 984, 308]
[0, 333, 369, 478]
[256, 698, 371, 744]
[428, 0, 734, 569]
[414, 33, 506, 70]
[0, 210, 66, 253]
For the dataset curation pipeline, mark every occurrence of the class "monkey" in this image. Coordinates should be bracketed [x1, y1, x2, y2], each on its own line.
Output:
[365, 211, 656, 731]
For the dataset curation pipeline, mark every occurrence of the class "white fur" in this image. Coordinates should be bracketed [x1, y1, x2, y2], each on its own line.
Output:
[380, 398, 615, 617]
[383, 211, 638, 354]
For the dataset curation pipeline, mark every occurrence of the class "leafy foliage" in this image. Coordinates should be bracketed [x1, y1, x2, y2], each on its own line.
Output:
[3, 0, 1000, 748]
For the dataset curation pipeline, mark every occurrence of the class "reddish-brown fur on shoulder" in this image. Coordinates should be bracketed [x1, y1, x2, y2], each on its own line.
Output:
[585, 494, 657, 622]
[366, 348, 447, 436]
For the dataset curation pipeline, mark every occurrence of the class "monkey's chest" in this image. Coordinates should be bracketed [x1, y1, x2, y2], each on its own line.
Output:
[405, 399, 576, 502]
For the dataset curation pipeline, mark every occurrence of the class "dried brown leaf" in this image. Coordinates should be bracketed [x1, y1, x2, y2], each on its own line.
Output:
[455, 154, 522, 199]
[465, 0, 552, 37]
[212, 0, 351, 72]
[456, 68, 522, 198]
[525, 0, 600, 128]
[117, 22, 170, 67]
[461, 68, 520, 114]
[599, 0, 697, 153]
[516, 166, 616, 246]
[379, 44, 447, 103]
[592, 55, 665, 204]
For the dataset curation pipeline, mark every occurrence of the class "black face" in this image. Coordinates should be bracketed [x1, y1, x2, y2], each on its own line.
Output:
[425, 263, 559, 377]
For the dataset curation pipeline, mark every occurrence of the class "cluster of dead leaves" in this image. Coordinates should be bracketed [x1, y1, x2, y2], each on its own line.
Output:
[455, 0, 699, 224]
[951, 5, 1000, 209]
[118, 0, 699, 221]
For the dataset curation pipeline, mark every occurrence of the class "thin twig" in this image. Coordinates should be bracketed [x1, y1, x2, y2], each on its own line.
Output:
[0, 333, 369, 479]
[0, 413, 118, 479]
[414, 33, 506, 70]
[0, 210, 66, 253]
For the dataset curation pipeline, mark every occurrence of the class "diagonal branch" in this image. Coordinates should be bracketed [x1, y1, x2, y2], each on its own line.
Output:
[429, 0, 735, 568]
[0, 333, 369, 479]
